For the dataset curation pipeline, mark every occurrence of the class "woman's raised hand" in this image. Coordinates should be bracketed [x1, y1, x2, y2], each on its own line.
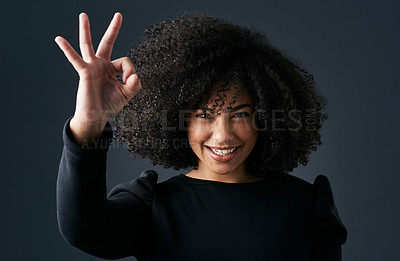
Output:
[55, 12, 141, 145]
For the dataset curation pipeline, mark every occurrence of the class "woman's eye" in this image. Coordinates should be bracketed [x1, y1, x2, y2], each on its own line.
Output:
[231, 112, 249, 118]
[195, 113, 213, 119]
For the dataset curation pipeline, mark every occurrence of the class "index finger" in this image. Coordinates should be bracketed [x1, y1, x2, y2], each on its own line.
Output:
[96, 12, 123, 60]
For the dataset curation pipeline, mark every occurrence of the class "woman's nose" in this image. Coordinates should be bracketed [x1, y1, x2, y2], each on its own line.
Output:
[211, 115, 234, 144]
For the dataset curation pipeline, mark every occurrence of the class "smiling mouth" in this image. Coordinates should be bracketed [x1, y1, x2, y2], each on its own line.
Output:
[206, 146, 239, 156]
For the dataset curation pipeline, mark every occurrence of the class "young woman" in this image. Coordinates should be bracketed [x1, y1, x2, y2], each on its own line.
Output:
[56, 12, 347, 261]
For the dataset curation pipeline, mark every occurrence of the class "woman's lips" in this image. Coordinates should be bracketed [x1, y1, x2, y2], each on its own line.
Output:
[206, 146, 239, 162]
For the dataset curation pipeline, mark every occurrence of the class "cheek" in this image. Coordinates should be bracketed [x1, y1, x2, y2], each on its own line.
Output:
[187, 126, 202, 151]
[187, 121, 210, 142]
[235, 121, 258, 144]
[242, 131, 258, 149]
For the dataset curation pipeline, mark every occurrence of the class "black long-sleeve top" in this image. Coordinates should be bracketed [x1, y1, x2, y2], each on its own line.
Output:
[57, 119, 347, 261]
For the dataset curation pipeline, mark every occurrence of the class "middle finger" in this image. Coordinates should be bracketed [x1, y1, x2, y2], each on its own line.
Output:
[96, 12, 123, 60]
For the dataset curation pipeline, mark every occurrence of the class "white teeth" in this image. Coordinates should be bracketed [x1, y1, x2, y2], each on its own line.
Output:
[209, 147, 237, 156]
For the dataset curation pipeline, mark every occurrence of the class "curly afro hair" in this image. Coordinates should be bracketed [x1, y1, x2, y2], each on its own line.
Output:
[114, 13, 328, 177]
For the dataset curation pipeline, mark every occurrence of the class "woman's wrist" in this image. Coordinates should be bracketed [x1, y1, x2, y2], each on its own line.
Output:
[69, 116, 108, 146]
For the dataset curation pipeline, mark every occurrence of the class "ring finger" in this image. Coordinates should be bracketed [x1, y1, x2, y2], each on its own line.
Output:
[79, 13, 96, 61]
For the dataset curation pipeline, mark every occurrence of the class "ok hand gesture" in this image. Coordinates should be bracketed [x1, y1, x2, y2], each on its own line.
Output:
[55, 13, 141, 145]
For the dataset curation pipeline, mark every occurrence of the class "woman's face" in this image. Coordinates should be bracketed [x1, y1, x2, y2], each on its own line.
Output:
[187, 85, 258, 179]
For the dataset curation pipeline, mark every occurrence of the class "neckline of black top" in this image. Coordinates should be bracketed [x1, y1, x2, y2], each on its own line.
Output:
[176, 173, 273, 188]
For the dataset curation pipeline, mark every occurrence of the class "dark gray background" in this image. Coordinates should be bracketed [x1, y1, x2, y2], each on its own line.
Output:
[1, 0, 399, 260]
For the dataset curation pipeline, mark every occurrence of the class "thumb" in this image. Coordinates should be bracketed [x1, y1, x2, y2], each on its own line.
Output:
[123, 73, 142, 100]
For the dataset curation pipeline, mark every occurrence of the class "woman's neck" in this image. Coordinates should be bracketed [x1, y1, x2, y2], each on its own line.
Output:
[185, 164, 263, 183]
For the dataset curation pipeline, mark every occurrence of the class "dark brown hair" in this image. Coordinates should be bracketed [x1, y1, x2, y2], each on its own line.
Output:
[114, 13, 327, 176]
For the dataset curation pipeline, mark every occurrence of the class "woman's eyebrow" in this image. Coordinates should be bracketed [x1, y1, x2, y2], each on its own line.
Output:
[197, 103, 252, 112]
[229, 104, 252, 112]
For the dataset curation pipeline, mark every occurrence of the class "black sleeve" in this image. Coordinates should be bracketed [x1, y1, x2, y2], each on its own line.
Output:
[56, 118, 153, 259]
[310, 175, 348, 261]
